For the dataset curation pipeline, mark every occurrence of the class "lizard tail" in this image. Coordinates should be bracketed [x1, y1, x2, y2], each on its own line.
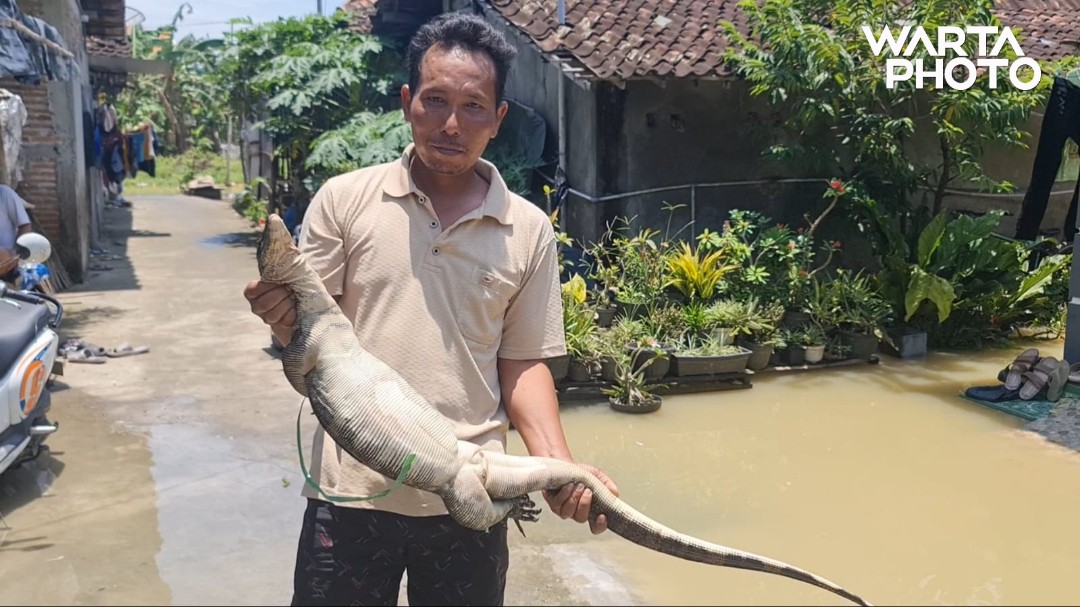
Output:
[484, 455, 872, 606]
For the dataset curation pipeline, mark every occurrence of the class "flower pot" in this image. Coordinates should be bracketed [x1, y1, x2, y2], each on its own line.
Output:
[627, 343, 674, 380]
[744, 341, 774, 371]
[785, 346, 806, 366]
[769, 349, 784, 367]
[615, 300, 649, 321]
[568, 358, 594, 382]
[670, 346, 752, 376]
[599, 355, 618, 381]
[885, 329, 928, 359]
[609, 394, 662, 414]
[595, 306, 616, 328]
[839, 330, 878, 361]
[803, 344, 825, 364]
[547, 354, 570, 381]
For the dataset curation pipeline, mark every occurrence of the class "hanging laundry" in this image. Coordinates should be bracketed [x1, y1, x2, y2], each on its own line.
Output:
[1014, 76, 1080, 242]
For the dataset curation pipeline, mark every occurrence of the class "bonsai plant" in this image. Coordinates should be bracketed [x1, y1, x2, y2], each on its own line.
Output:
[603, 352, 664, 414]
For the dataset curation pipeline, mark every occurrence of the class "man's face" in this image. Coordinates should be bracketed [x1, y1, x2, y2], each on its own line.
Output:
[402, 44, 508, 177]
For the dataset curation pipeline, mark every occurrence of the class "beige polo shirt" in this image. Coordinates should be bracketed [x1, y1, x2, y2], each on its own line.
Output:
[296, 144, 566, 517]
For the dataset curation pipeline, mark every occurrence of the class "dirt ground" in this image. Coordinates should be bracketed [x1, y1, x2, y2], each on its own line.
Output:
[0, 195, 612, 606]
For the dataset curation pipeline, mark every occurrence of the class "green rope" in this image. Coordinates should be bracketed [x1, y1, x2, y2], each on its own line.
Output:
[295, 399, 416, 503]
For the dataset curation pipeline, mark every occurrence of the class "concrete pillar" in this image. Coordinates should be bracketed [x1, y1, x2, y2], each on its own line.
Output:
[1066, 220, 1080, 362]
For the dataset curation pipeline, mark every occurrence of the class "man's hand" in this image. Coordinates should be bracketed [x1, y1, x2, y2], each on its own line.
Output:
[244, 279, 296, 343]
[542, 463, 619, 535]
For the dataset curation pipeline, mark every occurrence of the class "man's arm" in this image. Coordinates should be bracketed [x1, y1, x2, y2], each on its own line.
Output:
[499, 357, 620, 535]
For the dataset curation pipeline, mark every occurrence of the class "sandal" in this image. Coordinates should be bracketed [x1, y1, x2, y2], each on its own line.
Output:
[105, 343, 150, 358]
[1069, 362, 1080, 385]
[1004, 348, 1040, 391]
[1049, 359, 1071, 401]
[1020, 356, 1064, 401]
[67, 348, 107, 364]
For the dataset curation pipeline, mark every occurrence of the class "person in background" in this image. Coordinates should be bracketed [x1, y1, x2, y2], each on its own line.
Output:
[0, 183, 32, 285]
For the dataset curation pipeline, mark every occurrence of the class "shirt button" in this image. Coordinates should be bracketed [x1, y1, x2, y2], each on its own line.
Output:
[429, 220, 438, 229]
[418, 195, 427, 204]
[432, 247, 440, 255]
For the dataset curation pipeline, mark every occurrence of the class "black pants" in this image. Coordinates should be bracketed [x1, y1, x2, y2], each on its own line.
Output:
[1014, 76, 1080, 242]
[291, 498, 509, 607]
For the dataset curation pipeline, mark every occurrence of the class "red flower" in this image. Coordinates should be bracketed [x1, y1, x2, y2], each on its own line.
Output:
[829, 179, 846, 195]
[833, 240, 842, 249]
[796, 227, 804, 234]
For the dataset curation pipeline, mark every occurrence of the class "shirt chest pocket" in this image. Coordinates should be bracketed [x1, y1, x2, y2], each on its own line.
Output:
[455, 266, 519, 347]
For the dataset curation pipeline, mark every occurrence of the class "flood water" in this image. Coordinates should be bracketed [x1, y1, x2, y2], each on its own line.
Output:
[507, 339, 1080, 606]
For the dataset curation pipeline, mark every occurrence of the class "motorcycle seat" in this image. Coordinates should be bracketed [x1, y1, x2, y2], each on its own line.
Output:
[0, 298, 50, 375]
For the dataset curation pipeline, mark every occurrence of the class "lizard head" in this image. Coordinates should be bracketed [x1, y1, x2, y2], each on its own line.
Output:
[257, 213, 302, 284]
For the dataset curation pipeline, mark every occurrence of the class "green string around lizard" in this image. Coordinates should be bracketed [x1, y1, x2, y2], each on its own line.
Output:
[295, 398, 416, 503]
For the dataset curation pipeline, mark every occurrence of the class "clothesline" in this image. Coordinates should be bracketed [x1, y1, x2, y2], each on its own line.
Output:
[0, 17, 73, 59]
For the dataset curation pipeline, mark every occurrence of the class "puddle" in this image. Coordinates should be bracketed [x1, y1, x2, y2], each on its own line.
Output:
[148, 422, 306, 606]
[507, 341, 1080, 605]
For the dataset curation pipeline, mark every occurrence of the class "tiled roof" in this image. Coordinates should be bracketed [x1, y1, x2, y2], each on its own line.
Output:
[483, 0, 746, 83]
[480, 0, 1080, 85]
[86, 36, 130, 59]
[994, 0, 1080, 63]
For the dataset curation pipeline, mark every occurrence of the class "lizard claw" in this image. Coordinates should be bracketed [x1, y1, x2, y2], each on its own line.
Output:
[508, 494, 542, 536]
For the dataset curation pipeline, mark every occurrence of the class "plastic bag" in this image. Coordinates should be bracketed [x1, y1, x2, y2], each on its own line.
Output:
[18, 262, 50, 290]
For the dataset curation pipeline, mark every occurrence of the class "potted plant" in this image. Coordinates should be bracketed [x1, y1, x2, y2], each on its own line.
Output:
[799, 325, 827, 364]
[560, 274, 598, 382]
[670, 333, 752, 376]
[829, 270, 891, 361]
[603, 353, 663, 414]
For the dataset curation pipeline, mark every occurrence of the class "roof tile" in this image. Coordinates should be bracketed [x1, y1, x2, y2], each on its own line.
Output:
[477, 1, 1080, 82]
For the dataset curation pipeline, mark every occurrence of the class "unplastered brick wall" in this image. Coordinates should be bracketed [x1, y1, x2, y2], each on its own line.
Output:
[0, 80, 62, 242]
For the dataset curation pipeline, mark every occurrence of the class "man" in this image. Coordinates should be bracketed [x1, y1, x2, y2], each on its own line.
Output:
[0, 183, 32, 284]
[244, 13, 619, 607]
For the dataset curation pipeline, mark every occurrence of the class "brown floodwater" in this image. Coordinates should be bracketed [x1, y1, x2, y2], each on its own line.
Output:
[507, 338, 1080, 606]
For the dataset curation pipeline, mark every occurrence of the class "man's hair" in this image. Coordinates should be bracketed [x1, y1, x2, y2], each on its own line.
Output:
[407, 12, 517, 104]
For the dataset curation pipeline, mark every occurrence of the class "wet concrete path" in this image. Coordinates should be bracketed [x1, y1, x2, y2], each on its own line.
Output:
[0, 195, 599, 606]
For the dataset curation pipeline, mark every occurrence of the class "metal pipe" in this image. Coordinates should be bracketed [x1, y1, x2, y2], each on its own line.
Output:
[558, 0, 566, 25]
[558, 70, 567, 176]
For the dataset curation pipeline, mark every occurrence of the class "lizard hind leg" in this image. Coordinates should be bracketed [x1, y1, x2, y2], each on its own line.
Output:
[441, 469, 540, 533]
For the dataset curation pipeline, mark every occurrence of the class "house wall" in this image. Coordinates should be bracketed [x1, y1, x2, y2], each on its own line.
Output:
[473, 4, 604, 242]
[588, 77, 828, 243]
[0, 0, 92, 282]
[902, 97, 1078, 238]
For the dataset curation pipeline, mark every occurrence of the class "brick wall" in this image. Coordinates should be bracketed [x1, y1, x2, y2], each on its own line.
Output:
[0, 80, 63, 243]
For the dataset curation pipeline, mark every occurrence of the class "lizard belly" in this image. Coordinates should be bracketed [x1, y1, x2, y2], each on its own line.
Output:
[306, 359, 461, 492]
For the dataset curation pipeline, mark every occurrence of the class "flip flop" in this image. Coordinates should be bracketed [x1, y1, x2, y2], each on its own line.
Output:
[965, 384, 1023, 403]
[67, 348, 107, 364]
[1004, 348, 1040, 391]
[105, 343, 150, 358]
[1020, 356, 1060, 401]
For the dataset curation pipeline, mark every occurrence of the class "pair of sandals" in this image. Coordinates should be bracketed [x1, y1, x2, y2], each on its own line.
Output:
[1001, 348, 1071, 402]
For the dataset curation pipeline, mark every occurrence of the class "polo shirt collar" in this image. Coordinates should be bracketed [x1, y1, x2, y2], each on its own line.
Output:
[383, 143, 514, 225]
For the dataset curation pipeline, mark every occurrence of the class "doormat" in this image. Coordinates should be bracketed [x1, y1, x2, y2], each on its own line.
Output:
[959, 383, 1080, 422]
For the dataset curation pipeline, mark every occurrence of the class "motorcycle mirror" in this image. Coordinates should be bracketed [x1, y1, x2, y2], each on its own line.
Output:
[15, 232, 52, 264]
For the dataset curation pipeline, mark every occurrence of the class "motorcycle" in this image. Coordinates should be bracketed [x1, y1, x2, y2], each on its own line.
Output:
[0, 232, 63, 477]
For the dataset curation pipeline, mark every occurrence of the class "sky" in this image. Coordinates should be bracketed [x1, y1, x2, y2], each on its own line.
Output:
[127, 0, 351, 40]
